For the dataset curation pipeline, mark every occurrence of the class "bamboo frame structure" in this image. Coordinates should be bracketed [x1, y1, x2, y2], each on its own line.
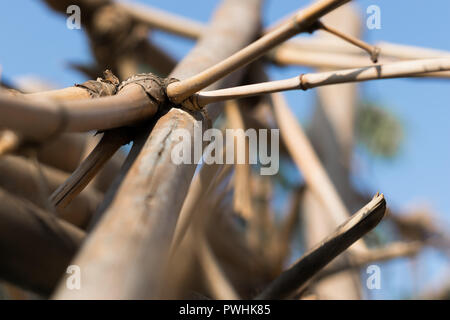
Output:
[165, 0, 352, 103]
[53, 0, 263, 299]
[119, 0, 450, 72]
[0, 0, 447, 301]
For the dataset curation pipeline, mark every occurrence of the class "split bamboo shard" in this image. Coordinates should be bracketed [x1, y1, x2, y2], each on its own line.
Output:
[52, 0, 263, 300]
[166, 0, 352, 104]
[256, 193, 386, 300]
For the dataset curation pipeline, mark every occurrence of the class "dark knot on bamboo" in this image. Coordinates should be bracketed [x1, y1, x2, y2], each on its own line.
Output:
[75, 69, 119, 98]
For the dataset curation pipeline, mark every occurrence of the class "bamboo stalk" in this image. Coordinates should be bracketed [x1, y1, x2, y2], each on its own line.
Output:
[25, 86, 92, 102]
[170, 160, 224, 254]
[194, 58, 450, 106]
[53, 0, 263, 300]
[0, 155, 101, 228]
[166, 0, 352, 104]
[197, 236, 240, 300]
[317, 21, 380, 62]
[225, 101, 254, 220]
[286, 37, 450, 60]
[31, 133, 90, 173]
[0, 83, 157, 139]
[270, 90, 367, 254]
[49, 129, 132, 209]
[255, 193, 386, 300]
[116, 0, 205, 40]
[119, 1, 450, 70]
[0, 188, 85, 295]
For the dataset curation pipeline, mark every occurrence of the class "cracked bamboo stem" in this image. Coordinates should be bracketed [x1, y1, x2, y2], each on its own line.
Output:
[255, 193, 386, 300]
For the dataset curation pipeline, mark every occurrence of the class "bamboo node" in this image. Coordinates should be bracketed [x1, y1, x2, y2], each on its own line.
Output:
[299, 74, 308, 91]
[118, 73, 172, 109]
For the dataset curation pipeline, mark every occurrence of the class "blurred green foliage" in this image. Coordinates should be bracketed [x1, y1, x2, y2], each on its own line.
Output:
[356, 101, 404, 158]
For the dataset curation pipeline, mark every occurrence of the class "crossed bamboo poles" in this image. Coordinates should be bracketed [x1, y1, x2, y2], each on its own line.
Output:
[0, 0, 448, 298]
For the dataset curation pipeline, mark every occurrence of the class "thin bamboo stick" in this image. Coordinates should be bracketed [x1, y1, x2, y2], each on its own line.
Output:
[317, 21, 380, 62]
[194, 58, 450, 106]
[166, 0, 352, 103]
[255, 193, 386, 300]
[119, 1, 450, 69]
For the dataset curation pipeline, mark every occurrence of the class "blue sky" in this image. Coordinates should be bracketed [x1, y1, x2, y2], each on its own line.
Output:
[0, 1, 449, 298]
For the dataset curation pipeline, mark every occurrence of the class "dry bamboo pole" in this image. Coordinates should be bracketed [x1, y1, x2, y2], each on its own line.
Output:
[119, 0, 450, 73]
[273, 188, 303, 273]
[193, 58, 450, 106]
[225, 100, 254, 220]
[255, 194, 386, 300]
[43, 0, 175, 79]
[137, 39, 177, 76]
[0, 155, 101, 228]
[79, 134, 128, 193]
[0, 83, 157, 139]
[4, 57, 445, 140]
[272, 44, 450, 78]
[303, 5, 363, 299]
[197, 235, 240, 300]
[32, 133, 91, 173]
[0, 74, 115, 158]
[317, 21, 380, 62]
[286, 37, 450, 60]
[0, 188, 85, 295]
[165, 0, 352, 104]
[116, 0, 205, 40]
[25, 87, 92, 102]
[170, 158, 224, 254]
[49, 129, 132, 209]
[53, 0, 263, 299]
